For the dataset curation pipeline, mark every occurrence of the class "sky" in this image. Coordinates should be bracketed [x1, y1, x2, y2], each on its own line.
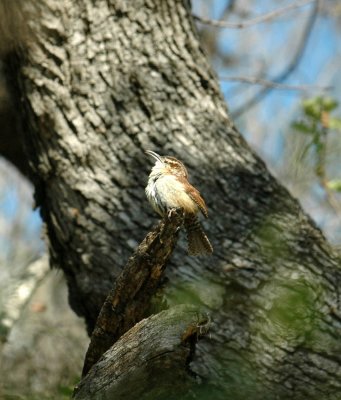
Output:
[194, 0, 341, 242]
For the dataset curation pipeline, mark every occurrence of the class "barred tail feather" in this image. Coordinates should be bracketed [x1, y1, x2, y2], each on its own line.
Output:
[185, 216, 213, 256]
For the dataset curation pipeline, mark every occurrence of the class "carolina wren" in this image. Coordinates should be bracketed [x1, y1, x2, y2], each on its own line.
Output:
[145, 150, 213, 256]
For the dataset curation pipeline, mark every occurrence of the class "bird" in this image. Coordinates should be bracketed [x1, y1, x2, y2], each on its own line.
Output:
[145, 150, 213, 256]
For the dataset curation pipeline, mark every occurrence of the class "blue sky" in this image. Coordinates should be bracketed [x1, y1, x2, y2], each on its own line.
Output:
[193, 0, 341, 241]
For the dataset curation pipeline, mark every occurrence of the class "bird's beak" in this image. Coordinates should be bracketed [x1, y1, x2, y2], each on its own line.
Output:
[145, 150, 163, 163]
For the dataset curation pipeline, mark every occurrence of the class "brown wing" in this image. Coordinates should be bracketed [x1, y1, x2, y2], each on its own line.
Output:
[177, 177, 208, 218]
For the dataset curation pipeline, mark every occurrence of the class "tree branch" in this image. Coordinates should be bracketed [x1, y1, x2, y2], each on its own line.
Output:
[220, 75, 331, 92]
[193, 0, 314, 29]
[74, 305, 209, 400]
[232, 0, 320, 118]
[81, 208, 184, 377]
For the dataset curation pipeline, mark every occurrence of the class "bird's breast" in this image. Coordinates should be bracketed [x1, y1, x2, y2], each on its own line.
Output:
[146, 174, 198, 216]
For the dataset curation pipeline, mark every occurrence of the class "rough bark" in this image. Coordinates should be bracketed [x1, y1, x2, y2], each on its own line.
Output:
[75, 305, 208, 400]
[4, 0, 341, 399]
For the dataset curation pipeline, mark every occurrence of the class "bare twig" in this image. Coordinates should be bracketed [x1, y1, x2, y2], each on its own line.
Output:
[220, 75, 331, 92]
[232, 0, 320, 119]
[193, 0, 314, 29]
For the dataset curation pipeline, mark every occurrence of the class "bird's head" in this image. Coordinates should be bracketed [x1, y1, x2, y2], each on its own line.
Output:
[145, 150, 188, 178]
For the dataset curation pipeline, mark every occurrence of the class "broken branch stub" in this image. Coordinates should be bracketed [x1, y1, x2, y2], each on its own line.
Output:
[81, 208, 184, 377]
[74, 305, 208, 400]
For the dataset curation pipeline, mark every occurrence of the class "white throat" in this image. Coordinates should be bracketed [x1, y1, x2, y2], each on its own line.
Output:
[149, 160, 165, 181]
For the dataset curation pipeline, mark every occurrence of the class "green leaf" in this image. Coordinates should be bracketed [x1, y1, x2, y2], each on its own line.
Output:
[292, 121, 312, 134]
[321, 97, 339, 112]
[302, 96, 339, 120]
[303, 102, 320, 119]
[329, 117, 341, 131]
[326, 180, 341, 192]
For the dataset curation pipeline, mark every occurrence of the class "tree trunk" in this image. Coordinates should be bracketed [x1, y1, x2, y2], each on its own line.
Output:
[4, 0, 341, 398]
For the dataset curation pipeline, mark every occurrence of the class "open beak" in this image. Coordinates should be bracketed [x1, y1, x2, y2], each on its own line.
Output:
[145, 150, 163, 163]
